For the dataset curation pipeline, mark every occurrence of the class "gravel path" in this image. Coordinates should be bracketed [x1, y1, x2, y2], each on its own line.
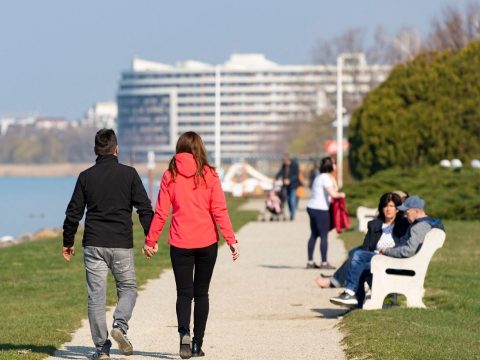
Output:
[48, 199, 347, 360]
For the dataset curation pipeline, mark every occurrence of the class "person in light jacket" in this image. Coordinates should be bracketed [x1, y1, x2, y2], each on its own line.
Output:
[143, 131, 239, 359]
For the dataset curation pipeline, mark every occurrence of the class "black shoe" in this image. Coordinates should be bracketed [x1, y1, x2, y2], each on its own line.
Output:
[111, 326, 133, 356]
[330, 291, 358, 307]
[179, 332, 192, 359]
[306, 262, 320, 269]
[92, 339, 111, 359]
[320, 273, 331, 278]
[191, 339, 205, 357]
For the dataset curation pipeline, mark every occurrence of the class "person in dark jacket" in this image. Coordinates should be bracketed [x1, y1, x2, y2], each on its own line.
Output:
[62, 129, 153, 360]
[316, 192, 409, 289]
[330, 195, 444, 307]
[275, 154, 302, 220]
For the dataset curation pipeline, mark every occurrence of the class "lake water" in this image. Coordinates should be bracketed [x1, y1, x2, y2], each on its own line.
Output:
[0, 177, 159, 238]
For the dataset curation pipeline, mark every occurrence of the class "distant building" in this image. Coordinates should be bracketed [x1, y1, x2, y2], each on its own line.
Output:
[34, 117, 69, 130]
[84, 101, 118, 130]
[117, 53, 390, 163]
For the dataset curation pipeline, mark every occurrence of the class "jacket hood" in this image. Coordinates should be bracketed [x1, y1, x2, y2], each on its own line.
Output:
[175, 153, 198, 177]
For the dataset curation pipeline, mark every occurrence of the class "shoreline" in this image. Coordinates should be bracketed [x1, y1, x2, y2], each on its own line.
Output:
[0, 163, 168, 177]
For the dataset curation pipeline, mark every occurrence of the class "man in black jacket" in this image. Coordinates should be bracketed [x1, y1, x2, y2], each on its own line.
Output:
[275, 154, 302, 220]
[63, 129, 153, 359]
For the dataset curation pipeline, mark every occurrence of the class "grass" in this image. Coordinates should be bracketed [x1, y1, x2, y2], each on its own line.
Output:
[338, 220, 480, 359]
[0, 197, 257, 360]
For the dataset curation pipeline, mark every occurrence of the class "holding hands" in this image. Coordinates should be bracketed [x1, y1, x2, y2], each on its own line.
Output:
[142, 243, 158, 260]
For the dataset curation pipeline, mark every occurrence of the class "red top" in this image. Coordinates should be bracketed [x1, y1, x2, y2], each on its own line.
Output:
[145, 153, 237, 249]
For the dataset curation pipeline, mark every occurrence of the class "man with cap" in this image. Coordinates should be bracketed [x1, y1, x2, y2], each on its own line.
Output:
[330, 195, 444, 307]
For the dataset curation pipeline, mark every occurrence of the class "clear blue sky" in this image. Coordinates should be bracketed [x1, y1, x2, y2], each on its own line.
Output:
[0, 0, 474, 119]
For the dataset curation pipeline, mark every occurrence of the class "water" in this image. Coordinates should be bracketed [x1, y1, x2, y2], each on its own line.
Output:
[0, 177, 159, 239]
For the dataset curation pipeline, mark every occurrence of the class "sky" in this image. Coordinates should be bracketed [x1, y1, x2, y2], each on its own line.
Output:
[0, 0, 475, 119]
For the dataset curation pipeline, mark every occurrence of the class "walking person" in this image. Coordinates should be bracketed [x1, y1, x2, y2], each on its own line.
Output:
[306, 156, 345, 269]
[143, 131, 239, 359]
[275, 154, 301, 220]
[62, 129, 153, 359]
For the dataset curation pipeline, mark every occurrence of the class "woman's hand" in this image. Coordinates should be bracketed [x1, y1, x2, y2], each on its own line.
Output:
[229, 243, 240, 262]
[142, 243, 158, 260]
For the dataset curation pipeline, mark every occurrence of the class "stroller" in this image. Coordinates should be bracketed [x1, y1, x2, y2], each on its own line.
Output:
[259, 185, 287, 221]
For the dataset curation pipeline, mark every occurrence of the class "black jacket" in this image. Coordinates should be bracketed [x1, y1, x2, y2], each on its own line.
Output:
[63, 155, 153, 248]
[361, 217, 410, 252]
[275, 161, 302, 190]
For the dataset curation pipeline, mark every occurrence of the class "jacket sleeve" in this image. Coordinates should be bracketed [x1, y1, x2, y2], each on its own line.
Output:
[210, 174, 237, 245]
[384, 222, 430, 258]
[62, 175, 86, 247]
[361, 220, 377, 251]
[145, 173, 171, 247]
[131, 169, 154, 236]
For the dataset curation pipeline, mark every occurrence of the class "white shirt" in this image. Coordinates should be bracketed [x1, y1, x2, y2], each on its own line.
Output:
[307, 173, 334, 210]
[376, 223, 395, 250]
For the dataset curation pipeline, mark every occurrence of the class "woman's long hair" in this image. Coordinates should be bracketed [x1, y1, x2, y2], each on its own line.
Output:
[168, 131, 215, 185]
[377, 192, 402, 222]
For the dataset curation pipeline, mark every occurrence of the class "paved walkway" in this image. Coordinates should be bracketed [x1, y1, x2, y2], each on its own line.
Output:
[48, 199, 347, 360]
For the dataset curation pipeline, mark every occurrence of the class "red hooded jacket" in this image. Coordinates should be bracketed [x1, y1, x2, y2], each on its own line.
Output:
[329, 197, 350, 233]
[145, 153, 237, 249]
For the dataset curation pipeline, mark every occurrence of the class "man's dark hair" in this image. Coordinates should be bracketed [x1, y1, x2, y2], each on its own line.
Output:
[94, 129, 118, 156]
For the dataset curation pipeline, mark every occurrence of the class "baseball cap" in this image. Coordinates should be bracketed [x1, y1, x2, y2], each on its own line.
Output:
[397, 195, 425, 211]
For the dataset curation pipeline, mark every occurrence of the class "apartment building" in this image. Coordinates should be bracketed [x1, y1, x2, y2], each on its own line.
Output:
[116, 53, 390, 163]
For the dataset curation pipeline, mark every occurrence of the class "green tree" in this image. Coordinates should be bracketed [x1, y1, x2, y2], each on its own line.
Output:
[349, 40, 480, 179]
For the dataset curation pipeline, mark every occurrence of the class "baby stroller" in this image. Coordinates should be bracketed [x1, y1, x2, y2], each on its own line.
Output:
[259, 185, 287, 221]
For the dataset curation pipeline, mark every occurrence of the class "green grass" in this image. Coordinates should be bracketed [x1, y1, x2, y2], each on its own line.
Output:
[0, 197, 257, 360]
[338, 220, 480, 359]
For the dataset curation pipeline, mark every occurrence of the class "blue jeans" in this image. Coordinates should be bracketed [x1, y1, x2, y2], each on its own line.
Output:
[345, 249, 376, 293]
[84, 247, 137, 351]
[286, 187, 298, 220]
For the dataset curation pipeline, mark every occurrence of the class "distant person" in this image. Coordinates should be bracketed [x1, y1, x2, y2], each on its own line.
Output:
[62, 129, 153, 360]
[308, 160, 320, 189]
[330, 195, 444, 307]
[306, 157, 345, 269]
[316, 192, 409, 296]
[143, 131, 239, 359]
[266, 189, 282, 220]
[275, 154, 301, 220]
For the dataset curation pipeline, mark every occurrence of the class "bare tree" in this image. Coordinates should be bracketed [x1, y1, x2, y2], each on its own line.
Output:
[427, 2, 480, 52]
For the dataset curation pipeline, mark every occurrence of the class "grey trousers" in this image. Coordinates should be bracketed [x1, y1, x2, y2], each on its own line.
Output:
[84, 246, 137, 351]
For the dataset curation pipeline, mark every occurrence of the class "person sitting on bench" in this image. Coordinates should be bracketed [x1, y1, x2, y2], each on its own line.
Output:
[330, 195, 444, 307]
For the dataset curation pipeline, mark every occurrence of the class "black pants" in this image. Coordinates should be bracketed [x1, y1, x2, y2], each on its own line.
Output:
[307, 207, 330, 263]
[170, 242, 218, 342]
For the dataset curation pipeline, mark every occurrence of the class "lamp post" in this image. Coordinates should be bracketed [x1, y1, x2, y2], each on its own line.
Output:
[214, 65, 221, 168]
[336, 54, 344, 189]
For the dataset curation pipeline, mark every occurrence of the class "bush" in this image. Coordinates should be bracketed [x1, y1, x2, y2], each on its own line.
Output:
[343, 165, 480, 220]
[349, 41, 480, 179]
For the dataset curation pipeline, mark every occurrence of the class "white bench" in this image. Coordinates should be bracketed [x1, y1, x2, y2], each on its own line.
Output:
[356, 206, 377, 233]
[363, 228, 446, 310]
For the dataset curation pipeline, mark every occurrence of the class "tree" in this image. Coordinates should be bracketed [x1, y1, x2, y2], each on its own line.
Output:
[348, 40, 480, 179]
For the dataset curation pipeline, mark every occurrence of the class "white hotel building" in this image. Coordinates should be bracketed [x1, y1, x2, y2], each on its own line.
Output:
[116, 53, 390, 163]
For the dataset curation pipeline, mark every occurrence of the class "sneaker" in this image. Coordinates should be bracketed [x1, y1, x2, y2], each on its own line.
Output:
[306, 262, 320, 269]
[92, 340, 111, 360]
[92, 351, 110, 360]
[330, 291, 358, 307]
[179, 332, 192, 359]
[319, 262, 336, 270]
[111, 326, 133, 356]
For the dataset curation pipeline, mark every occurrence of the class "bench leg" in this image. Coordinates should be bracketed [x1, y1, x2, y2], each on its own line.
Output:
[363, 291, 387, 310]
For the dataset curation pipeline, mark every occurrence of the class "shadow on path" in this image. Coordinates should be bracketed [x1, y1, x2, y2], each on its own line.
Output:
[310, 308, 353, 319]
[259, 264, 306, 270]
[52, 345, 176, 359]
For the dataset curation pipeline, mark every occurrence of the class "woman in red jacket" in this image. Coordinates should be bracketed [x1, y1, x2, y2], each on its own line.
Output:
[143, 132, 239, 359]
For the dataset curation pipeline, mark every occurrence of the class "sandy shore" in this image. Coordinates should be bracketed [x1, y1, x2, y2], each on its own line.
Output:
[0, 163, 168, 177]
